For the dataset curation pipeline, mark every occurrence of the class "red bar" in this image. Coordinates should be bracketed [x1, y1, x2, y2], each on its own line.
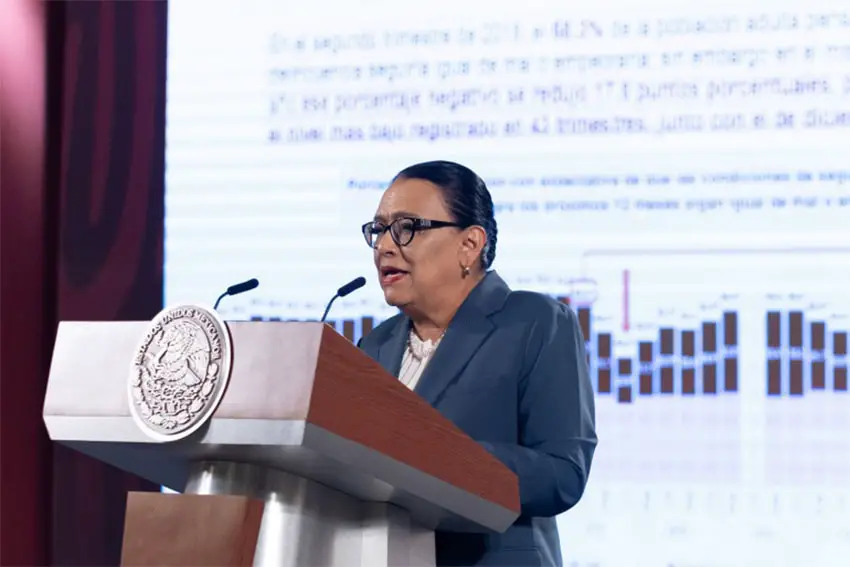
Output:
[768, 359, 782, 395]
[789, 363, 803, 394]
[617, 385, 632, 404]
[682, 330, 695, 394]
[577, 307, 590, 343]
[702, 322, 717, 352]
[639, 341, 652, 395]
[724, 357, 738, 392]
[703, 364, 717, 394]
[639, 374, 652, 395]
[597, 333, 612, 394]
[343, 320, 355, 342]
[598, 369, 611, 394]
[835, 332, 848, 356]
[683, 369, 696, 394]
[812, 362, 826, 389]
[723, 312, 738, 347]
[660, 367, 674, 393]
[789, 311, 803, 396]
[362, 316, 374, 336]
[836, 367, 848, 391]
[660, 328, 674, 354]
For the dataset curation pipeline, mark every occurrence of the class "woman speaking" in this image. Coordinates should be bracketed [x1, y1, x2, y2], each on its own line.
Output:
[358, 160, 597, 567]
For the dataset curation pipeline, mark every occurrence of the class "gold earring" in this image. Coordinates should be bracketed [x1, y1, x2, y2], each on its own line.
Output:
[461, 265, 470, 277]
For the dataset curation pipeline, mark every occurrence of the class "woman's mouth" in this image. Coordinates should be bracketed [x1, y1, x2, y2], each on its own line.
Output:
[379, 266, 409, 287]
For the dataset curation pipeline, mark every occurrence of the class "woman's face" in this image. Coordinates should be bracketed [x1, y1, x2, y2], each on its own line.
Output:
[371, 178, 471, 310]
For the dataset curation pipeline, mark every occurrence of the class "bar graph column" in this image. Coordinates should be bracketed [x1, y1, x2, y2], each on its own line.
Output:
[723, 311, 738, 392]
[682, 330, 696, 395]
[811, 321, 826, 390]
[577, 305, 591, 367]
[638, 341, 652, 395]
[767, 311, 782, 396]
[789, 311, 804, 396]
[702, 321, 718, 394]
[659, 328, 674, 394]
[765, 308, 850, 397]
[835, 331, 848, 391]
[597, 332, 612, 394]
[617, 358, 632, 404]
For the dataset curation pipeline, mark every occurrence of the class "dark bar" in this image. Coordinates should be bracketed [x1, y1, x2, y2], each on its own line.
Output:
[836, 331, 848, 392]
[577, 306, 592, 366]
[702, 322, 717, 394]
[362, 316, 374, 337]
[639, 341, 653, 395]
[660, 367, 674, 394]
[703, 365, 717, 394]
[577, 307, 591, 343]
[660, 329, 674, 355]
[342, 320, 355, 342]
[789, 311, 804, 396]
[767, 311, 782, 395]
[811, 322, 826, 389]
[836, 367, 848, 391]
[617, 385, 632, 404]
[660, 328, 674, 393]
[723, 311, 738, 392]
[597, 333, 612, 394]
[723, 312, 738, 347]
[702, 322, 717, 352]
[835, 332, 848, 356]
[682, 330, 695, 394]
[724, 358, 738, 392]
[618, 358, 632, 376]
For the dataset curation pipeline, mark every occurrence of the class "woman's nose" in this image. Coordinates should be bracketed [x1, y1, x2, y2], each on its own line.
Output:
[374, 230, 396, 254]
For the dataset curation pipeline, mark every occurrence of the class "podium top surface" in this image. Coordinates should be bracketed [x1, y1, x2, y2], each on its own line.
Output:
[43, 320, 519, 532]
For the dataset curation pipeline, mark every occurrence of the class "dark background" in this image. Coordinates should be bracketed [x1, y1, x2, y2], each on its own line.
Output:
[1, 1, 167, 564]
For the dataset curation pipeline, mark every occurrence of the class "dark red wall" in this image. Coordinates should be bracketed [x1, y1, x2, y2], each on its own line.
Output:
[0, 1, 51, 564]
[1, 1, 167, 564]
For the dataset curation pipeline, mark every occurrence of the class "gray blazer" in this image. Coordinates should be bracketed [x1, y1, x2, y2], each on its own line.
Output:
[358, 271, 597, 566]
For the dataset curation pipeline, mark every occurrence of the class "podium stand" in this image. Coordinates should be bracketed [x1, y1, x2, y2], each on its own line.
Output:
[43, 318, 520, 566]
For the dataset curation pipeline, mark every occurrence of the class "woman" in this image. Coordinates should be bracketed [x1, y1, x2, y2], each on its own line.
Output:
[358, 160, 597, 567]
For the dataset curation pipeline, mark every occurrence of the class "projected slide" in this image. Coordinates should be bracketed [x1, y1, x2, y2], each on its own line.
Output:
[164, 1, 850, 565]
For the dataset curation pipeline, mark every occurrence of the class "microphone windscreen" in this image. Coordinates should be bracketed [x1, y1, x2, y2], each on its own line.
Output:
[337, 276, 366, 298]
[227, 278, 259, 296]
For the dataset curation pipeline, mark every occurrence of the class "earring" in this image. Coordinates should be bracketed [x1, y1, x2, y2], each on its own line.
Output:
[461, 265, 471, 277]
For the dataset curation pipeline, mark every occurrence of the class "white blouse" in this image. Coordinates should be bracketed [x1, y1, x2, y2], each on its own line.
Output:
[398, 330, 443, 390]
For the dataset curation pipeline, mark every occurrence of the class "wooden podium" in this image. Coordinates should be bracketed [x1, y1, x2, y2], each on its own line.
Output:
[43, 318, 520, 566]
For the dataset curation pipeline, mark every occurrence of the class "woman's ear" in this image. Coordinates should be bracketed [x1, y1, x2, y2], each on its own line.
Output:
[458, 226, 487, 266]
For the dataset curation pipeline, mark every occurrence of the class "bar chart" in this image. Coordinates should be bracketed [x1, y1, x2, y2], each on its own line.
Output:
[565, 300, 740, 404]
[766, 309, 849, 396]
[764, 305, 850, 486]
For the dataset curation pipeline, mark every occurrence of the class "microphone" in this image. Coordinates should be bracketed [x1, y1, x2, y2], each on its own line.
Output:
[213, 278, 260, 310]
[320, 276, 366, 322]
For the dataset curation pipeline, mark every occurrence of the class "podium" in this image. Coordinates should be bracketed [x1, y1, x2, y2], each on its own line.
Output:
[43, 312, 519, 566]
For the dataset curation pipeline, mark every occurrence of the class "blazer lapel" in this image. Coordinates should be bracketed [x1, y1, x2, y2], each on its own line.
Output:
[414, 271, 510, 405]
[376, 315, 408, 377]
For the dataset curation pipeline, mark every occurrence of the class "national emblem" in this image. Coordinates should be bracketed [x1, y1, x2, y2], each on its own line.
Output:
[128, 304, 232, 441]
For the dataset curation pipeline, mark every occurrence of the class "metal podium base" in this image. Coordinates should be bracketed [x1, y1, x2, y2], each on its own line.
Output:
[184, 461, 435, 567]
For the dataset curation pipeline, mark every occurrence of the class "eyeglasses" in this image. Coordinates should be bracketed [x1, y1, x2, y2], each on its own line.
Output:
[361, 217, 463, 248]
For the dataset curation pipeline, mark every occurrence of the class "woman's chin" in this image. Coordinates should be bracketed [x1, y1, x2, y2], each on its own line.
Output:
[382, 288, 409, 307]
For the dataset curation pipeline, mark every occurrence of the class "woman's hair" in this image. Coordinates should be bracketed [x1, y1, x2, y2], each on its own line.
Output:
[393, 160, 498, 270]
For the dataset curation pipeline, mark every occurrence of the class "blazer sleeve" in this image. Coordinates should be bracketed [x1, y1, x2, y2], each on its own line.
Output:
[478, 302, 597, 517]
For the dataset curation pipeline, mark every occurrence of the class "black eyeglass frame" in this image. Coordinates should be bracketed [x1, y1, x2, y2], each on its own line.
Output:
[361, 217, 463, 248]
